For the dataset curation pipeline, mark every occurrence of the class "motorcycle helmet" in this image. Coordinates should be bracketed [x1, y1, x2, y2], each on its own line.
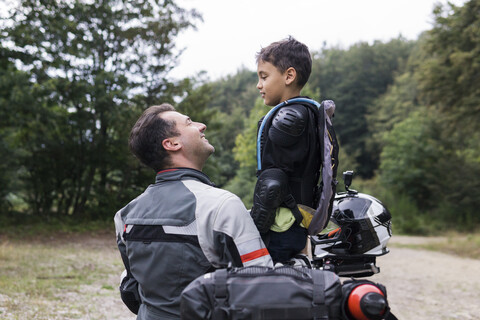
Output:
[313, 192, 392, 258]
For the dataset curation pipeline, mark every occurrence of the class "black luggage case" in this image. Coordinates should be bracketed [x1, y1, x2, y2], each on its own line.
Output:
[181, 266, 343, 320]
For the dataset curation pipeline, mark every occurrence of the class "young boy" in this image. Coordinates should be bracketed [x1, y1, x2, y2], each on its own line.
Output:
[251, 36, 333, 263]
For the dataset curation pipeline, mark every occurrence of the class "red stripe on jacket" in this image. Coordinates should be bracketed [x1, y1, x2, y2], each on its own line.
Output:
[240, 248, 270, 263]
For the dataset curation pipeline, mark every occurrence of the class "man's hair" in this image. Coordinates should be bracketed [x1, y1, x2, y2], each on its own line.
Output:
[129, 103, 178, 172]
[256, 36, 312, 87]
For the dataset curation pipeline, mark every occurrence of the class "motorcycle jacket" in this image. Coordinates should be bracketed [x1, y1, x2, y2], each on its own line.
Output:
[255, 97, 339, 236]
[258, 97, 321, 210]
[114, 168, 272, 320]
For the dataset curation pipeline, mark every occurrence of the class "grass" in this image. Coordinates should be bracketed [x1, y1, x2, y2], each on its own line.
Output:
[390, 233, 480, 260]
[0, 230, 129, 320]
[0, 214, 113, 239]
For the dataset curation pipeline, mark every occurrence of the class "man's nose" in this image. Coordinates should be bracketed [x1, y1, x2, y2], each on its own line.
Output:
[196, 122, 206, 132]
[256, 80, 262, 89]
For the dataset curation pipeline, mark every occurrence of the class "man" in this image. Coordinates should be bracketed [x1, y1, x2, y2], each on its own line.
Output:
[114, 103, 272, 320]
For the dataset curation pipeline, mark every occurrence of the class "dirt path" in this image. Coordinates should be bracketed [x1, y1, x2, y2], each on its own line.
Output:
[76, 235, 480, 320]
[371, 236, 480, 320]
[103, 235, 480, 320]
[2, 233, 478, 319]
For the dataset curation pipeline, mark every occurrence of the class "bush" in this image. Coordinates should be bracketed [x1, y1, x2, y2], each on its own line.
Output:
[344, 176, 435, 235]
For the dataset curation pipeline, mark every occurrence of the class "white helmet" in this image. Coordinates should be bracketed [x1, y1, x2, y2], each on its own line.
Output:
[314, 192, 392, 258]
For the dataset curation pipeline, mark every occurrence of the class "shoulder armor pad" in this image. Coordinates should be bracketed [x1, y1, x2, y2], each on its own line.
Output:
[271, 105, 307, 137]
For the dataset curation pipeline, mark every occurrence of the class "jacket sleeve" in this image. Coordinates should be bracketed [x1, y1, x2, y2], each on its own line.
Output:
[197, 191, 274, 268]
[114, 210, 141, 315]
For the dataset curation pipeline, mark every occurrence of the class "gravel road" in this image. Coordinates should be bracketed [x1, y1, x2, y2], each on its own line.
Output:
[371, 236, 480, 320]
[106, 235, 480, 320]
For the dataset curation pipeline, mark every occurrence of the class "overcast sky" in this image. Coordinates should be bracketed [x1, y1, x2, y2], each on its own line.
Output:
[171, 0, 468, 80]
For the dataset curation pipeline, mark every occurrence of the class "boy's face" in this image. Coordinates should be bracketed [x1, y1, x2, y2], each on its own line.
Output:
[256, 60, 289, 106]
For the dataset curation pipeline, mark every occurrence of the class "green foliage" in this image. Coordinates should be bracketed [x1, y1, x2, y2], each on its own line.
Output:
[203, 109, 244, 186]
[233, 99, 269, 170]
[379, 110, 444, 208]
[366, 62, 421, 158]
[0, 58, 33, 212]
[209, 68, 258, 114]
[225, 99, 270, 206]
[310, 38, 415, 177]
[349, 177, 432, 235]
[418, 0, 480, 131]
[0, 0, 200, 218]
[376, 0, 480, 230]
[1, 0, 479, 233]
[379, 109, 480, 229]
[201, 68, 260, 186]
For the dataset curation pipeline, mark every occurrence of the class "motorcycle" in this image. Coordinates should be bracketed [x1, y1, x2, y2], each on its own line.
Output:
[309, 170, 396, 320]
[310, 170, 392, 277]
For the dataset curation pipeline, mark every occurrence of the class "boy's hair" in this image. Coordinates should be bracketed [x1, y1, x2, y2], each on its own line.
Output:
[256, 36, 312, 87]
[129, 103, 178, 172]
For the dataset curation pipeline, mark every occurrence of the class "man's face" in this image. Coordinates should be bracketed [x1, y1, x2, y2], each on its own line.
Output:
[162, 111, 215, 165]
[256, 60, 288, 106]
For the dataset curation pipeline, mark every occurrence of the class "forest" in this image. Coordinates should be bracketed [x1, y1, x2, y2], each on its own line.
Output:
[0, 0, 479, 234]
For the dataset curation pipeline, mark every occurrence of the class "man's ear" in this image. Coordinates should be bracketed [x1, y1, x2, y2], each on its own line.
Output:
[285, 67, 297, 86]
[162, 137, 181, 151]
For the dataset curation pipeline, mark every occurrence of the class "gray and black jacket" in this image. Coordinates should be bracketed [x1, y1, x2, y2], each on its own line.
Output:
[114, 168, 273, 320]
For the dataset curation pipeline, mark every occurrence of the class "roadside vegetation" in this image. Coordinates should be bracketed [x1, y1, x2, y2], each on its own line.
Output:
[2, 0, 479, 234]
[389, 233, 480, 260]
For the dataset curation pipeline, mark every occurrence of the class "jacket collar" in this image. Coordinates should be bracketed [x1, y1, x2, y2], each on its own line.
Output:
[155, 167, 214, 186]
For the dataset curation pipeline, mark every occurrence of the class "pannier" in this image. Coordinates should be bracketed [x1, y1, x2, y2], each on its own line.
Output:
[181, 266, 343, 320]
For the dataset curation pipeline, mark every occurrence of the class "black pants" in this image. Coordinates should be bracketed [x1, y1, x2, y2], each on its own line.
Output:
[265, 223, 308, 263]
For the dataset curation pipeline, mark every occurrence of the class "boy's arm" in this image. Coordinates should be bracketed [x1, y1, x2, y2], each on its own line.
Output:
[268, 104, 309, 149]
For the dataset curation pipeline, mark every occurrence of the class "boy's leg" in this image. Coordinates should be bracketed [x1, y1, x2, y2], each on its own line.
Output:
[267, 223, 308, 263]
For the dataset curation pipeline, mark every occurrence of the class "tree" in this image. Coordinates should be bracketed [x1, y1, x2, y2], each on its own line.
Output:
[0, 48, 35, 212]
[418, 0, 480, 130]
[415, 0, 480, 226]
[204, 68, 260, 186]
[1, 0, 200, 217]
[377, 0, 480, 228]
[209, 68, 258, 114]
[379, 110, 444, 209]
[225, 98, 269, 206]
[365, 38, 427, 170]
[309, 39, 414, 177]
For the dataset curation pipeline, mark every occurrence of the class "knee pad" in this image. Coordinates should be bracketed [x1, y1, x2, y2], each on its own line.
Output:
[251, 169, 289, 233]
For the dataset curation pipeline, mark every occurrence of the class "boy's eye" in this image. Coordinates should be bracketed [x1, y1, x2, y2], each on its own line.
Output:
[258, 73, 267, 80]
